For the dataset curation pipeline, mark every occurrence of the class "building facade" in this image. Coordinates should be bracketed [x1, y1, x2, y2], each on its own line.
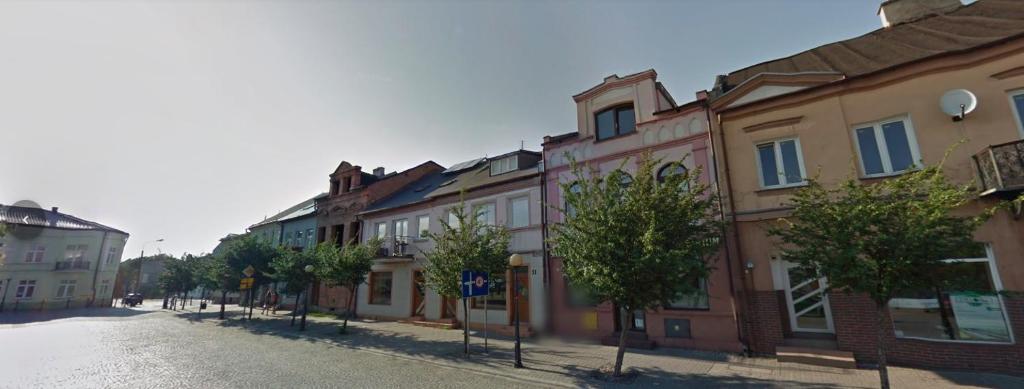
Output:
[708, 0, 1024, 373]
[0, 205, 128, 311]
[542, 70, 743, 352]
[314, 161, 444, 310]
[355, 150, 546, 333]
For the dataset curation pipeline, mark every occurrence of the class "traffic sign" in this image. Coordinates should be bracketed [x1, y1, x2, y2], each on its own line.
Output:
[239, 277, 254, 290]
[461, 270, 489, 297]
[242, 265, 256, 277]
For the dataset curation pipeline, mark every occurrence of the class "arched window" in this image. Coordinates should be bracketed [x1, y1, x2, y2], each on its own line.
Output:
[657, 163, 689, 191]
[565, 182, 581, 219]
[617, 172, 633, 188]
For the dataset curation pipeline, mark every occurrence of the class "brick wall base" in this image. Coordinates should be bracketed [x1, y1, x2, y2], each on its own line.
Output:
[742, 290, 785, 354]
[830, 291, 1024, 375]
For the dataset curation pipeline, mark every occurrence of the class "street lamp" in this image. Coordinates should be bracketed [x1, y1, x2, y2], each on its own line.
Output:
[300, 264, 314, 331]
[133, 238, 163, 306]
[508, 253, 524, 368]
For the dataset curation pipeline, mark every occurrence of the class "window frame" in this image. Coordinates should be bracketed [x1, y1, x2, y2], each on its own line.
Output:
[55, 280, 77, 299]
[24, 244, 46, 263]
[393, 219, 409, 243]
[594, 103, 637, 141]
[473, 202, 497, 227]
[368, 271, 393, 305]
[105, 246, 118, 265]
[375, 222, 388, 239]
[890, 244, 1014, 345]
[1009, 89, 1024, 139]
[490, 156, 519, 176]
[564, 182, 581, 220]
[416, 215, 430, 239]
[663, 278, 711, 311]
[16, 280, 36, 299]
[508, 196, 530, 229]
[851, 115, 922, 178]
[753, 137, 807, 189]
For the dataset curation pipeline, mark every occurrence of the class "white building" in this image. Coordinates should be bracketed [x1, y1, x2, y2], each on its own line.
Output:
[0, 205, 128, 311]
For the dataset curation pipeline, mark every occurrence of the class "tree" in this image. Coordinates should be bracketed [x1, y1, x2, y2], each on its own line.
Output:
[158, 257, 198, 311]
[270, 246, 318, 326]
[316, 238, 382, 333]
[208, 254, 237, 320]
[767, 163, 996, 389]
[551, 154, 723, 377]
[423, 196, 512, 353]
[218, 234, 280, 319]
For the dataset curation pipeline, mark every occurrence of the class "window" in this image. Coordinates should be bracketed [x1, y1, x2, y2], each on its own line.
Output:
[565, 182, 581, 219]
[447, 209, 460, 230]
[1010, 90, 1024, 138]
[295, 231, 303, 247]
[509, 197, 529, 229]
[666, 278, 710, 310]
[617, 172, 633, 188]
[853, 117, 920, 177]
[595, 104, 636, 141]
[375, 222, 387, 239]
[417, 215, 430, 239]
[285, 232, 293, 247]
[99, 280, 110, 296]
[306, 228, 315, 247]
[105, 247, 119, 265]
[566, 278, 601, 307]
[65, 244, 87, 264]
[658, 163, 690, 191]
[472, 275, 506, 309]
[889, 245, 1011, 343]
[15, 280, 36, 299]
[56, 280, 77, 299]
[330, 180, 340, 195]
[474, 203, 496, 226]
[755, 138, 806, 188]
[369, 272, 393, 305]
[24, 245, 46, 263]
[490, 156, 519, 176]
[393, 219, 408, 243]
[342, 177, 352, 193]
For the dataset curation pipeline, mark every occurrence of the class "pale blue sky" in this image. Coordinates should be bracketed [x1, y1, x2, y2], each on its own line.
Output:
[0, 0, 881, 258]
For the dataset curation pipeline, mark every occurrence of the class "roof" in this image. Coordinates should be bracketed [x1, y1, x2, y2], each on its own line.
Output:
[361, 170, 451, 214]
[0, 205, 128, 234]
[249, 193, 325, 229]
[712, 0, 1024, 99]
[425, 151, 542, 199]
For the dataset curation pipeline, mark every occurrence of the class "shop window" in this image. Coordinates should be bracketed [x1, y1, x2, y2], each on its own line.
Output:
[665, 278, 709, 310]
[369, 272, 393, 305]
[472, 275, 506, 309]
[889, 245, 1011, 343]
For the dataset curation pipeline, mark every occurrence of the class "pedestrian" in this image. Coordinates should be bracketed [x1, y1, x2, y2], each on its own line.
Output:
[270, 291, 279, 315]
[260, 289, 273, 315]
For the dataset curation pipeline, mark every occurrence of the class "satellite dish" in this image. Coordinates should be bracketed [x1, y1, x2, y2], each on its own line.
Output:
[12, 199, 41, 208]
[940, 89, 977, 121]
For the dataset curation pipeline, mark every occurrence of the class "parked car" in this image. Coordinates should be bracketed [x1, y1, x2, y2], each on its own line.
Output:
[123, 293, 143, 307]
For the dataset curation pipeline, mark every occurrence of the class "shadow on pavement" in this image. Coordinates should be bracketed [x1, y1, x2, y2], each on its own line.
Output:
[0, 305, 153, 325]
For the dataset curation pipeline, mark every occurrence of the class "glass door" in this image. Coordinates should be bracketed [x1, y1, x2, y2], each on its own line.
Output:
[783, 262, 834, 333]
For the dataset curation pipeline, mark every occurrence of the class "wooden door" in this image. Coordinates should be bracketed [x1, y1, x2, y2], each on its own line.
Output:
[412, 271, 425, 317]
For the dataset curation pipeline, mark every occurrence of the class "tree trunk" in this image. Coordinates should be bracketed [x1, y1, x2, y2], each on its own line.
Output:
[613, 306, 630, 377]
[876, 301, 891, 389]
[219, 291, 227, 320]
[342, 285, 356, 334]
[291, 292, 301, 327]
[181, 292, 187, 310]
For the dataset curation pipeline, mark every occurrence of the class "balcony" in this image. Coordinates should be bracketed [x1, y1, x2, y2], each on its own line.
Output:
[55, 260, 91, 271]
[374, 236, 414, 262]
[973, 139, 1024, 196]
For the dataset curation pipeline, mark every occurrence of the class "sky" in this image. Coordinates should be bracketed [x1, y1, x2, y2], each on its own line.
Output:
[0, 0, 881, 259]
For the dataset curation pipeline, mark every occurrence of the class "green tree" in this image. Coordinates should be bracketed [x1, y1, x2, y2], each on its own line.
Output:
[270, 246, 319, 326]
[767, 163, 996, 389]
[217, 234, 280, 319]
[552, 155, 722, 377]
[158, 257, 198, 311]
[316, 238, 383, 333]
[423, 196, 511, 353]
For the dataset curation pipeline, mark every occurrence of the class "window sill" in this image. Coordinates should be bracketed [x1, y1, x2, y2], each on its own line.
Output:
[594, 131, 637, 144]
[895, 335, 1013, 346]
[755, 182, 808, 193]
[859, 170, 912, 181]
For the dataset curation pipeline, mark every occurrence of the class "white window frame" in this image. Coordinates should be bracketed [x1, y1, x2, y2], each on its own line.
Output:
[753, 137, 807, 189]
[851, 115, 922, 178]
[56, 280, 77, 299]
[508, 196, 530, 229]
[490, 156, 519, 176]
[374, 222, 388, 239]
[105, 247, 118, 265]
[24, 245, 46, 263]
[1009, 89, 1024, 139]
[473, 202, 497, 226]
[64, 244, 87, 264]
[416, 215, 430, 239]
[891, 244, 1014, 345]
[393, 219, 409, 243]
[15, 280, 36, 299]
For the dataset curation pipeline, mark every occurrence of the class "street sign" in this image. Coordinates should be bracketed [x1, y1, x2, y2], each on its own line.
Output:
[461, 270, 489, 297]
[239, 277, 254, 290]
[242, 265, 256, 277]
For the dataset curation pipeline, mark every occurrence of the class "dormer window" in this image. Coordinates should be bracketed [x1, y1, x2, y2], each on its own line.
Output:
[490, 156, 519, 176]
[330, 180, 340, 195]
[342, 177, 352, 193]
[595, 104, 636, 141]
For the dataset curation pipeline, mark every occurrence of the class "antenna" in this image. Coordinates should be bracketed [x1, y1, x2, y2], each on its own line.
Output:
[520, 140, 524, 150]
[940, 89, 977, 122]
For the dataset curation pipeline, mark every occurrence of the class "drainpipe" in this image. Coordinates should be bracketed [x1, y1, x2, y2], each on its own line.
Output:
[708, 107, 753, 354]
[89, 231, 109, 307]
[538, 165, 552, 333]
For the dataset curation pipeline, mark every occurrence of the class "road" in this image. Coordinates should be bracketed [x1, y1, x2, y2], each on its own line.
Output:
[0, 302, 540, 389]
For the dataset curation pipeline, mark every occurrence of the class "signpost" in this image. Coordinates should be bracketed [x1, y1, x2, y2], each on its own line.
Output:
[242, 265, 257, 320]
[460, 270, 489, 356]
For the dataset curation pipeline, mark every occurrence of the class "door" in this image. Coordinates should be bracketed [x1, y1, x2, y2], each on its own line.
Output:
[412, 271, 425, 317]
[783, 262, 835, 333]
[511, 267, 530, 323]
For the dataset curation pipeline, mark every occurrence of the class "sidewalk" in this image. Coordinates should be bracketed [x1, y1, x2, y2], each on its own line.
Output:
[172, 303, 1021, 388]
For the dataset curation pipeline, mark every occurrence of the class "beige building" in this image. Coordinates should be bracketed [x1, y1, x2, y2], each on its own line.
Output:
[708, 0, 1024, 373]
[0, 205, 128, 311]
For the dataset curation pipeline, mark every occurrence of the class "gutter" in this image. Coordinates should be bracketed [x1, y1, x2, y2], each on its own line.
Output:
[539, 161, 552, 333]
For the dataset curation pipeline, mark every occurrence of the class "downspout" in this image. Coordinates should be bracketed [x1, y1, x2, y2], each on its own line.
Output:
[708, 106, 753, 353]
[89, 230, 109, 307]
[538, 163, 552, 333]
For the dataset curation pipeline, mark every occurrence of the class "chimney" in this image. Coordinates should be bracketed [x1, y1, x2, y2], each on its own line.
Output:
[373, 167, 385, 178]
[51, 206, 59, 213]
[878, 0, 960, 28]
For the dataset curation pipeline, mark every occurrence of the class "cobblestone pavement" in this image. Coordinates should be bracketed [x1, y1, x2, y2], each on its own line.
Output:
[1, 301, 1021, 388]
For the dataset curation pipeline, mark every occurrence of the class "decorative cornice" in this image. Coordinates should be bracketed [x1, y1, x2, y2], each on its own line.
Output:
[991, 65, 1024, 80]
[742, 116, 804, 133]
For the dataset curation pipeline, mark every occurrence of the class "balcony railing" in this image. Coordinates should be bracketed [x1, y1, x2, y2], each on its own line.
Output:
[375, 236, 413, 258]
[973, 139, 1024, 196]
[55, 260, 91, 271]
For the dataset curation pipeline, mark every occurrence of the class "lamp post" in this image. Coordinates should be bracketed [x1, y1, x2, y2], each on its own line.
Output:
[508, 253, 524, 368]
[300, 264, 314, 331]
[133, 238, 162, 306]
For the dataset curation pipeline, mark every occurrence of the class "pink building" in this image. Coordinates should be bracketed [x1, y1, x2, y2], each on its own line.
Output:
[542, 70, 742, 352]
